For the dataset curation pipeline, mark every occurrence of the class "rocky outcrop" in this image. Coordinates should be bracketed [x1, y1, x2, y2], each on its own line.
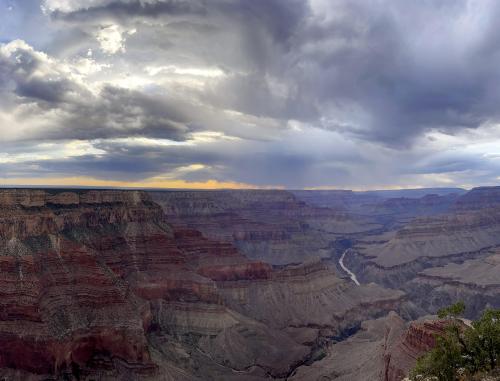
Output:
[290, 312, 407, 381]
[384, 318, 448, 381]
[0, 188, 148, 208]
[289, 312, 449, 381]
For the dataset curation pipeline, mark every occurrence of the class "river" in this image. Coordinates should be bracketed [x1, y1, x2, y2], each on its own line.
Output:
[339, 249, 360, 286]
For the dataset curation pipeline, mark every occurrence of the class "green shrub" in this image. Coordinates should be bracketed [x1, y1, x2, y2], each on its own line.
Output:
[410, 303, 500, 381]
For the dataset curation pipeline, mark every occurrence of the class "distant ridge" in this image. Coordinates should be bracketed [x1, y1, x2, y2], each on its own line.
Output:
[362, 187, 466, 198]
[0, 185, 468, 196]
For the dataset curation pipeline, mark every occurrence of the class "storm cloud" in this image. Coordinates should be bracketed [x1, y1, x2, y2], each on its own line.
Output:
[1, 0, 500, 188]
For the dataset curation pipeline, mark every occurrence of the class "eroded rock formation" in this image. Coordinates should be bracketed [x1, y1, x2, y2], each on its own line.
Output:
[0, 189, 405, 380]
[151, 190, 378, 265]
[3, 186, 495, 380]
[346, 187, 500, 290]
[289, 312, 449, 381]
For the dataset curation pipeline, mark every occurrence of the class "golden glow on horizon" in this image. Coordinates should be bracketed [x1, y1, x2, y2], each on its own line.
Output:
[0, 176, 273, 190]
[0, 176, 469, 191]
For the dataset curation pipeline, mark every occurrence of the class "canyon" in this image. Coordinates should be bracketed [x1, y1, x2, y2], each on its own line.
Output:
[0, 186, 499, 380]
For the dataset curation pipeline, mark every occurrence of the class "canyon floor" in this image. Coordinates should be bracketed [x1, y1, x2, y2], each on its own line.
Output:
[1, 186, 499, 380]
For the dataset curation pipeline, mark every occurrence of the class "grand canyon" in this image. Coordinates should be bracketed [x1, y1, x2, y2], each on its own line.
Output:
[5, 1, 500, 379]
[1, 186, 499, 380]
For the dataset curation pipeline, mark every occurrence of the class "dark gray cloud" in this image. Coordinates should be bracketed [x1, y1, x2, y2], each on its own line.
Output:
[0, 40, 192, 142]
[49, 0, 207, 22]
[51, 0, 500, 146]
[46, 86, 191, 141]
[7, 133, 362, 187]
[2, 0, 500, 188]
[282, 0, 500, 145]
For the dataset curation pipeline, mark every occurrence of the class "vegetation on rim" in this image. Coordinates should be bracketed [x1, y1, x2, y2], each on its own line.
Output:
[410, 302, 500, 381]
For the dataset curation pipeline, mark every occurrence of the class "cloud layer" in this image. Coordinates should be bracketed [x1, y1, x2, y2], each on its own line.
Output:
[1, 0, 500, 189]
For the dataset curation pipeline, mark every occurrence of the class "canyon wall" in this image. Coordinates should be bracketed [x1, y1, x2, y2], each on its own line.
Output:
[2, 186, 496, 380]
[0, 189, 406, 380]
[151, 190, 378, 265]
[319, 185, 500, 352]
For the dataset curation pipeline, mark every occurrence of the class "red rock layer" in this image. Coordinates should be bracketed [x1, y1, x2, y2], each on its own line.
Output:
[384, 319, 449, 381]
[173, 227, 273, 281]
[0, 189, 410, 380]
[0, 189, 277, 378]
[150, 190, 373, 265]
[0, 190, 165, 375]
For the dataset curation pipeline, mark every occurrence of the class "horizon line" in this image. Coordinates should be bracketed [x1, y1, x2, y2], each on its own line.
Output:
[0, 184, 472, 192]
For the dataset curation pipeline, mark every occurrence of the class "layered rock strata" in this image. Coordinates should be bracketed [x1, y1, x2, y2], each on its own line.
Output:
[406, 249, 500, 318]
[0, 189, 406, 380]
[348, 187, 500, 289]
[151, 190, 378, 265]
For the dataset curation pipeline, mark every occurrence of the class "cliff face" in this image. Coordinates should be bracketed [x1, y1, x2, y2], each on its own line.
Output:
[405, 249, 500, 318]
[369, 193, 459, 218]
[453, 186, 500, 211]
[383, 319, 448, 381]
[151, 190, 377, 265]
[346, 187, 500, 291]
[0, 189, 406, 380]
[364, 209, 500, 268]
[0, 189, 280, 379]
[291, 189, 380, 211]
[292, 189, 462, 217]
[0, 189, 162, 377]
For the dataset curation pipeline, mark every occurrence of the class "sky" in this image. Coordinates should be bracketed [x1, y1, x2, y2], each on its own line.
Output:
[0, 0, 500, 190]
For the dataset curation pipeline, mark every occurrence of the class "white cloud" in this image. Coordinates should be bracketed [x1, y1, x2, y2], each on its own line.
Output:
[96, 25, 127, 54]
[145, 65, 225, 78]
[42, 0, 113, 13]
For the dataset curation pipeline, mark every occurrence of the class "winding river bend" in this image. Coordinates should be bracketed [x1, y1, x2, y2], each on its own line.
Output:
[339, 250, 360, 286]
